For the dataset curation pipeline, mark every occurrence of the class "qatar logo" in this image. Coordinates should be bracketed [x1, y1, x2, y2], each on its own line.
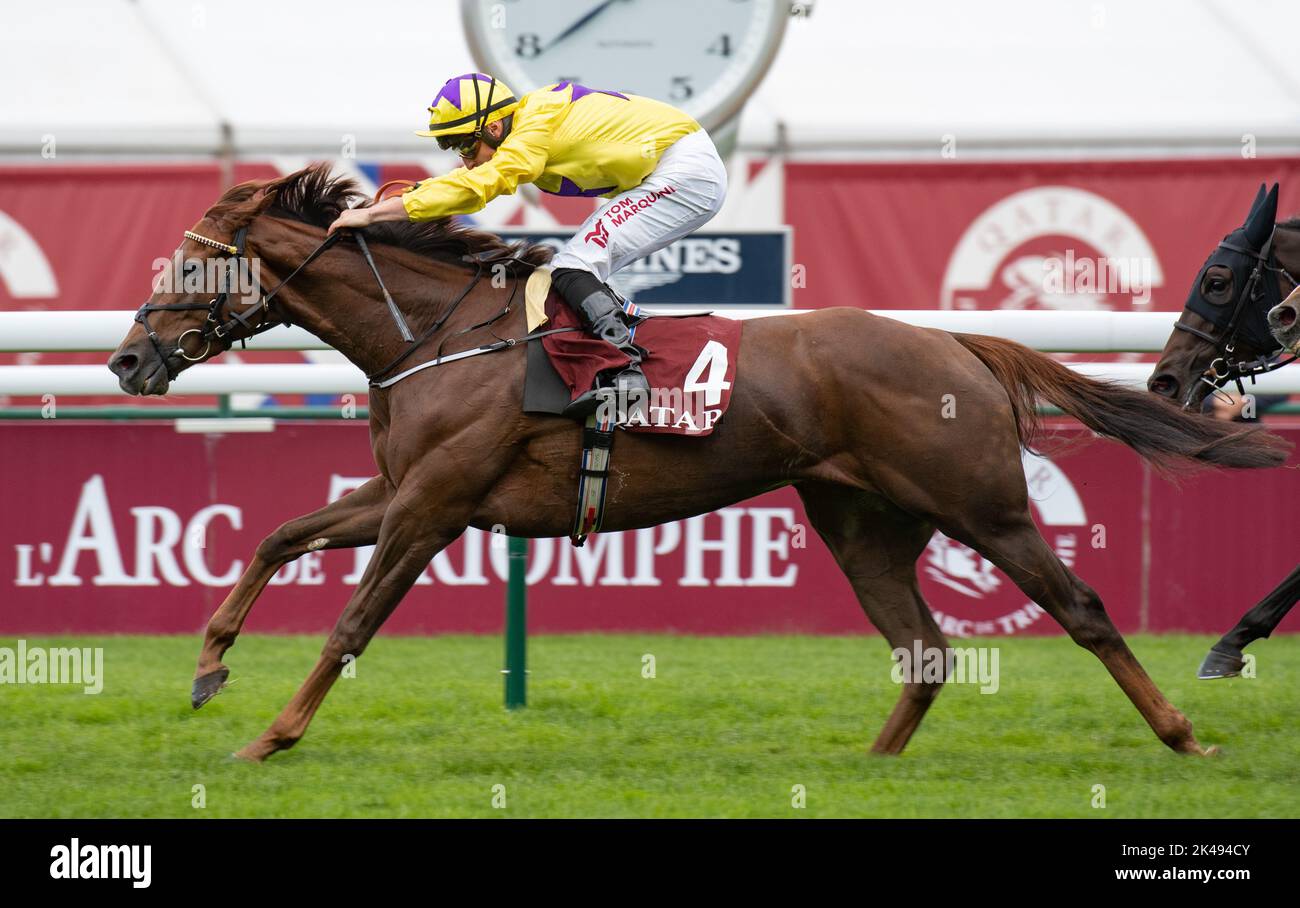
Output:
[940, 186, 1164, 316]
[923, 450, 1088, 637]
[0, 210, 59, 298]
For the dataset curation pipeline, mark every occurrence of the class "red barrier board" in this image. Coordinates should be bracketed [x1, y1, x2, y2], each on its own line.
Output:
[785, 157, 1300, 316]
[1, 421, 1295, 637]
[10, 158, 1300, 321]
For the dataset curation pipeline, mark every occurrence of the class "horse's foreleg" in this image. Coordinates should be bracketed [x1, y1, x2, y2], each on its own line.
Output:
[1200, 563, 1300, 679]
[192, 475, 393, 708]
[233, 497, 461, 763]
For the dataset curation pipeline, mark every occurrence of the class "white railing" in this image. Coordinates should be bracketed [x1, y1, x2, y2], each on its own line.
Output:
[3, 308, 1300, 395]
[0, 364, 364, 396]
[0, 308, 1180, 353]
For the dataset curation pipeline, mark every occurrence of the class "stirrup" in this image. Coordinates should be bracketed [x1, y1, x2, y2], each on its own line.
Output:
[563, 368, 650, 423]
[562, 388, 603, 419]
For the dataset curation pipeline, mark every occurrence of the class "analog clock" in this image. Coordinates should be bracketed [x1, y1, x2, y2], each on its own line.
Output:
[461, 0, 789, 133]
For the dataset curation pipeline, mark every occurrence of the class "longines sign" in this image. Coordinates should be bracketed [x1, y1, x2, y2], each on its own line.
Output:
[495, 228, 792, 308]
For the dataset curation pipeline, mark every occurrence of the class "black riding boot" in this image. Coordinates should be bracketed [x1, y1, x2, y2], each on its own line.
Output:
[551, 267, 650, 421]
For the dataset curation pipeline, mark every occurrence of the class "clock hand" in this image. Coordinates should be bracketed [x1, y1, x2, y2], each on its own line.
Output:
[543, 0, 624, 54]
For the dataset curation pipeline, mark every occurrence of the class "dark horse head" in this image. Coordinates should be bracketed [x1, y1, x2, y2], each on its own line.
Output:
[1148, 183, 1299, 408]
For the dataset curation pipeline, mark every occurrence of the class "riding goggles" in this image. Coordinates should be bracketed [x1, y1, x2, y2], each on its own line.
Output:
[435, 132, 481, 156]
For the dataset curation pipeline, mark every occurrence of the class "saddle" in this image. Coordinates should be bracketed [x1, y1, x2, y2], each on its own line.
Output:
[522, 267, 741, 434]
[521, 266, 743, 546]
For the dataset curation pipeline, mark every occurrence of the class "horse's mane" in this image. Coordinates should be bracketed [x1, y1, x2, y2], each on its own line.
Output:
[204, 163, 554, 272]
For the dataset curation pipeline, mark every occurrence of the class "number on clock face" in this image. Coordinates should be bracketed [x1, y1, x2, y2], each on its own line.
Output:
[462, 0, 784, 130]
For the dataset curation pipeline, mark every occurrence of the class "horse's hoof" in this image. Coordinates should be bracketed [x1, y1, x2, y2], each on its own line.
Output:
[191, 667, 230, 709]
[1203, 745, 1222, 757]
[233, 734, 285, 763]
[1197, 647, 1244, 680]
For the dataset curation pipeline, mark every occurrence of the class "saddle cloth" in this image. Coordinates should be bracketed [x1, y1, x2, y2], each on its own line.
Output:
[527, 270, 742, 436]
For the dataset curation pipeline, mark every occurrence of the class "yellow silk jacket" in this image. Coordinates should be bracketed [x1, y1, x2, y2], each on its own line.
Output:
[402, 81, 700, 221]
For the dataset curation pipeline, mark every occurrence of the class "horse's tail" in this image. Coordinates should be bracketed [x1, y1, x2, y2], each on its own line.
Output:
[951, 332, 1291, 471]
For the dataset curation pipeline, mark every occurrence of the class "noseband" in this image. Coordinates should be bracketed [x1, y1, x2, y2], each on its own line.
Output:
[131, 220, 553, 388]
[1174, 228, 1299, 399]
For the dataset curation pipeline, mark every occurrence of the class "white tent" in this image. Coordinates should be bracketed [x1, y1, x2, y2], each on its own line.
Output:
[4, 0, 1300, 158]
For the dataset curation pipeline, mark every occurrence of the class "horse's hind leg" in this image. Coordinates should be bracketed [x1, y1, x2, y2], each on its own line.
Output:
[797, 483, 946, 755]
[941, 497, 1211, 755]
[192, 475, 392, 709]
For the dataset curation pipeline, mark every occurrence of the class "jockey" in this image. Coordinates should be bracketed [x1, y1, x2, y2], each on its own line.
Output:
[327, 72, 728, 417]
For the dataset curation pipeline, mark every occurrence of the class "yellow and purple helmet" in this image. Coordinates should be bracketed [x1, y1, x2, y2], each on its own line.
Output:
[417, 73, 519, 141]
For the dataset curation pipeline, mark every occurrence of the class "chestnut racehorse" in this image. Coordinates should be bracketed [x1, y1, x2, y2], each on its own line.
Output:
[109, 166, 1289, 762]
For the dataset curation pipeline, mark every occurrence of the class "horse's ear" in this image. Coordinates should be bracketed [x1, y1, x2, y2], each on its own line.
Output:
[1244, 183, 1267, 223]
[1244, 183, 1279, 248]
[248, 185, 278, 215]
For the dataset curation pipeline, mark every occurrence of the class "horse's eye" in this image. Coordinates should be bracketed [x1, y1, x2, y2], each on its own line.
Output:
[1208, 278, 1227, 293]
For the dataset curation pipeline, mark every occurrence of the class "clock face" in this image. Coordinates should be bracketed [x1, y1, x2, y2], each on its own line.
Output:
[462, 0, 787, 130]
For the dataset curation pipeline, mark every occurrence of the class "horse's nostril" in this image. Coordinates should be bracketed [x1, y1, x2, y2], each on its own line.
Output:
[1274, 305, 1297, 328]
[112, 353, 138, 376]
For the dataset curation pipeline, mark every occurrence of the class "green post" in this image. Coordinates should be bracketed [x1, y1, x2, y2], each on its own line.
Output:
[504, 535, 527, 709]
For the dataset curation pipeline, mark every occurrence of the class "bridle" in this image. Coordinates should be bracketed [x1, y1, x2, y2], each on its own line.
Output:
[1174, 227, 1300, 402]
[134, 227, 342, 378]
[133, 218, 575, 388]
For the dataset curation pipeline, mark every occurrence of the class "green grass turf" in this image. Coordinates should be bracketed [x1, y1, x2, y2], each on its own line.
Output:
[0, 634, 1295, 818]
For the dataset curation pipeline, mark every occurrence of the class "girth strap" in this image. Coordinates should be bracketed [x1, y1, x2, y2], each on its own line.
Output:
[370, 324, 580, 389]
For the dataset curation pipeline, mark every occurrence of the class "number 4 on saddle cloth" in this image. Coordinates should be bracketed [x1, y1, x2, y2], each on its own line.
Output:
[522, 267, 741, 435]
[520, 267, 742, 545]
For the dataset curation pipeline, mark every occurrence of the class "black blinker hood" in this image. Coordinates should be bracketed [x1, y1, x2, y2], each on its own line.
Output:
[1184, 182, 1283, 354]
